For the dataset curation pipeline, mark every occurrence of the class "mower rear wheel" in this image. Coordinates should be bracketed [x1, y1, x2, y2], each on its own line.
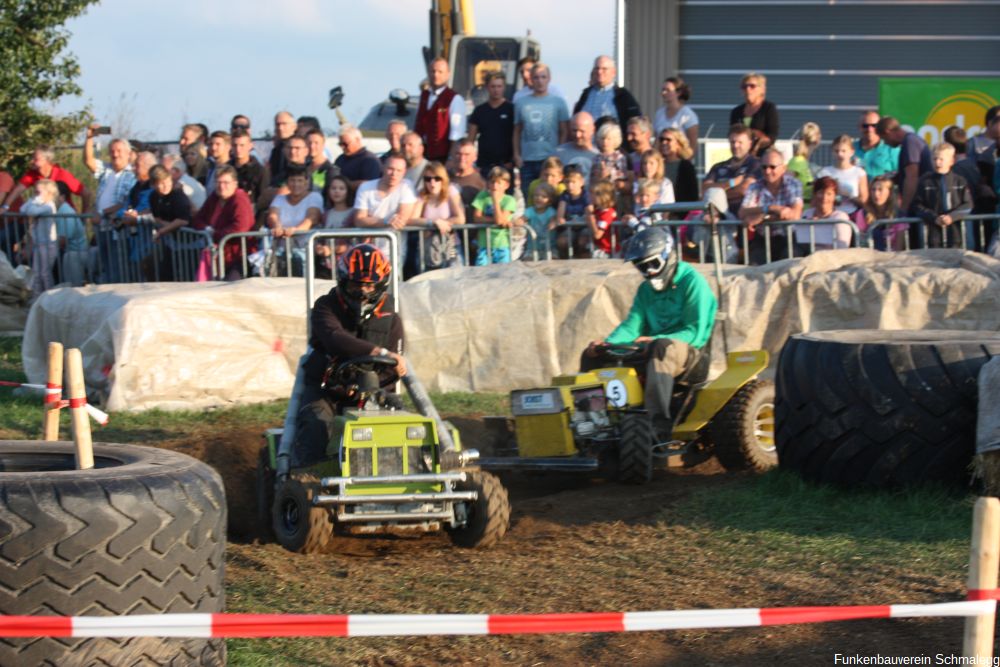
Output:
[272, 475, 333, 554]
[618, 413, 655, 484]
[448, 470, 510, 548]
[712, 380, 777, 472]
[256, 445, 276, 543]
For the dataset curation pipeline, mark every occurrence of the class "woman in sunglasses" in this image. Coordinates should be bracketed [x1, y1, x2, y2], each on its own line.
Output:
[729, 72, 779, 157]
[412, 162, 465, 269]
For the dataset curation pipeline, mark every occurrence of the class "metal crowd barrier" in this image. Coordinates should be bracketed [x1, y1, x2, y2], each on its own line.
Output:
[865, 214, 1000, 252]
[2, 211, 98, 288]
[92, 221, 215, 284]
[218, 224, 541, 277]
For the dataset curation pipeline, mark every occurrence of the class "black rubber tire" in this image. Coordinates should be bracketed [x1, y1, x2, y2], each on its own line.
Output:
[272, 475, 334, 554]
[712, 380, 777, 472]
[255, 445, 276, 543]
[775, 330, 1000, 487]
[447, 470, 510, 548]
[618, 413, 654, 484]
[0, 440, 226, 666]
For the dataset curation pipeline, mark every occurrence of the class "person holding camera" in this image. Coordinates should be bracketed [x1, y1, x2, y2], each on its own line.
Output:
[84, 123, 136, 283]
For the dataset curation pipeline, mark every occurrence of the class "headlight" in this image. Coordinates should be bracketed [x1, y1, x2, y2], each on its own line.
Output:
[406, 426, 426, 440]
[351, 427, 373, 441]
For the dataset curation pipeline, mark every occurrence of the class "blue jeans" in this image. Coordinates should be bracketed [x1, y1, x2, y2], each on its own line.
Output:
[96, 226, 121, 283]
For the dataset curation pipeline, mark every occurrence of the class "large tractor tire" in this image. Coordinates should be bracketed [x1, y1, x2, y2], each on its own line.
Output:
[712, 380, 777, 472]
[448, 470, 510, 548]
[0, 440, 226, 666]
[618, 413, 655, 484]
[255, 445, 276, 543]
[272, 474, 334, 554]
[776, 330, 1000, 487]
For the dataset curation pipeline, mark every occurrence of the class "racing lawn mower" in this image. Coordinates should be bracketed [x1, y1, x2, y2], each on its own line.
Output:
[257, 231, 510, 554]
[478, 344, 774, 483]
[479, 206, 776, 484]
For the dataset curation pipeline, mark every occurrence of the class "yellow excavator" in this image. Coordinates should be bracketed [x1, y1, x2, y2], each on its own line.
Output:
[331, 0, 540, 136]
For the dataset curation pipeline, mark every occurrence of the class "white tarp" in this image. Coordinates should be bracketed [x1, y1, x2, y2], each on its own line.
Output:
[0, 254, 29, 332]
[21, 249, 1000, 411]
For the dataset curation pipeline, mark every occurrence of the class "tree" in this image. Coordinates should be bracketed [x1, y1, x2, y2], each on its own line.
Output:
[0, 0, 97, 172]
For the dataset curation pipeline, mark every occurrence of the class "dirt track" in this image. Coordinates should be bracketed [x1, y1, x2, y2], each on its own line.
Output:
[158, 420, 973, 666]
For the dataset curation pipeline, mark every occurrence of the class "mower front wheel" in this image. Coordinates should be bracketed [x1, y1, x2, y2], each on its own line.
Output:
[272, 476, 334, 554]
[712, 379, 777, 472]
[448, 470, 510, 548]
[618, 413, 655, 484]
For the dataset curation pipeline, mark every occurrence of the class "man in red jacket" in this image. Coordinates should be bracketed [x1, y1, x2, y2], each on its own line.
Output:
[193, 164, 255, 280]
[415, 57, 467, 162]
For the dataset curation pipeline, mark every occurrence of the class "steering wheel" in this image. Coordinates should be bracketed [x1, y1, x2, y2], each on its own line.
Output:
[596, 342, 648, 359]
[323, 355, 399, 394]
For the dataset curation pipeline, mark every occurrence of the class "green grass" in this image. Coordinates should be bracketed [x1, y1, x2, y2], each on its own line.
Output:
[0, 335, 507, 442]
[670, 469, 973, 576]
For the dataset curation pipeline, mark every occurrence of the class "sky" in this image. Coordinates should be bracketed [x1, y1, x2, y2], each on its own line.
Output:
[53, 0, 616, 141]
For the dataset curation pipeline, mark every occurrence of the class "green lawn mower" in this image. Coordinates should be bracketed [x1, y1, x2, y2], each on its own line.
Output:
[257, 356, 510, 553]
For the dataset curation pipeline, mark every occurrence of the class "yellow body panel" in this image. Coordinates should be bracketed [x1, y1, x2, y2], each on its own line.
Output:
[673, 350, 769, 440]
[515, 411, 575, 457]
[552, 367, 644, 409]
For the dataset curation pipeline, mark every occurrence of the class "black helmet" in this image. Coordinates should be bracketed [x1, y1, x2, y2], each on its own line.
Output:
[624, 227, 678, 291]
[336, 244, 392, 318]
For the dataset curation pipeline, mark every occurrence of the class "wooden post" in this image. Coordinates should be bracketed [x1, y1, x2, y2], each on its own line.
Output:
[963, 496, 1000, 659]
[42, 341, 63, 441]
[65, 348, 94, 470]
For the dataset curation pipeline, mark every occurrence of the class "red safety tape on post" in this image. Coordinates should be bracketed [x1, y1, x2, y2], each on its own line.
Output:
[0, 600, 993, 639]
[760, 605, 891, 626]
[43, 383, 61, 404]
[967, 589, 1000, 601]
[488, 612, 625, 634]
[0, 616, 73, 637]
[68, 398, 86, 409]
[212, 614, 349, 638]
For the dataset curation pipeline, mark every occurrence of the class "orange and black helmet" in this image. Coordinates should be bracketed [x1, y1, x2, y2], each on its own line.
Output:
[336, 244, 391, 317]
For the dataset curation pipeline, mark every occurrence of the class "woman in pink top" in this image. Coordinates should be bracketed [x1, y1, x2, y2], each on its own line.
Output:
[412, 161, 465, 269]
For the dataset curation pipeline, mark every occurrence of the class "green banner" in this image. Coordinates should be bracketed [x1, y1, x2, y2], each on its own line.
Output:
[879, 77, 1000, 146]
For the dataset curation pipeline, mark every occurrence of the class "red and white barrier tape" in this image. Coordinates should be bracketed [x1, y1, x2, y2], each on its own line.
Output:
[0, 600, 993, 638]
[0, 380, 109, 425]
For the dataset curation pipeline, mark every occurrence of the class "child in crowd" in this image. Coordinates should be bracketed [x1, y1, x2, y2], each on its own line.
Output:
[912, 142, 972, 248]
[787, 122, 822, 201]
[519, 182, 557, 260]
[472, 167, 519, 265]
[817, 134, 868, 230]
[317, 174, 354, 275]
[54, 182, 88, 286]
[865, 175, 900, 250]
[622, 179, 664, 234]
[526, 156, 565, 203]
[589, 180, 619, 258]
[554, 165, 591, 258]
[635, 150, 675, 206]
[21, 179, 60, 294]
[592, 122, 630, 215]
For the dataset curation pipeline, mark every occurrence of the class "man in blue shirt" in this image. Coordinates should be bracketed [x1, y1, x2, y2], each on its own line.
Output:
[573, 55, 641, 126]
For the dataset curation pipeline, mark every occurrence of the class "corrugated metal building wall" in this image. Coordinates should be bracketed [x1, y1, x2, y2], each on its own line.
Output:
[623, 0, 1000, 140]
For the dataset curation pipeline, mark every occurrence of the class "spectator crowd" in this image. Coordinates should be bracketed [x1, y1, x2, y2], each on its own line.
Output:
[2, 54, 999, 293]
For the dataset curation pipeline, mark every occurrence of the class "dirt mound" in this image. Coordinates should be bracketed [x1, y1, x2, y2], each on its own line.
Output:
[158, 426, 263, 540]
